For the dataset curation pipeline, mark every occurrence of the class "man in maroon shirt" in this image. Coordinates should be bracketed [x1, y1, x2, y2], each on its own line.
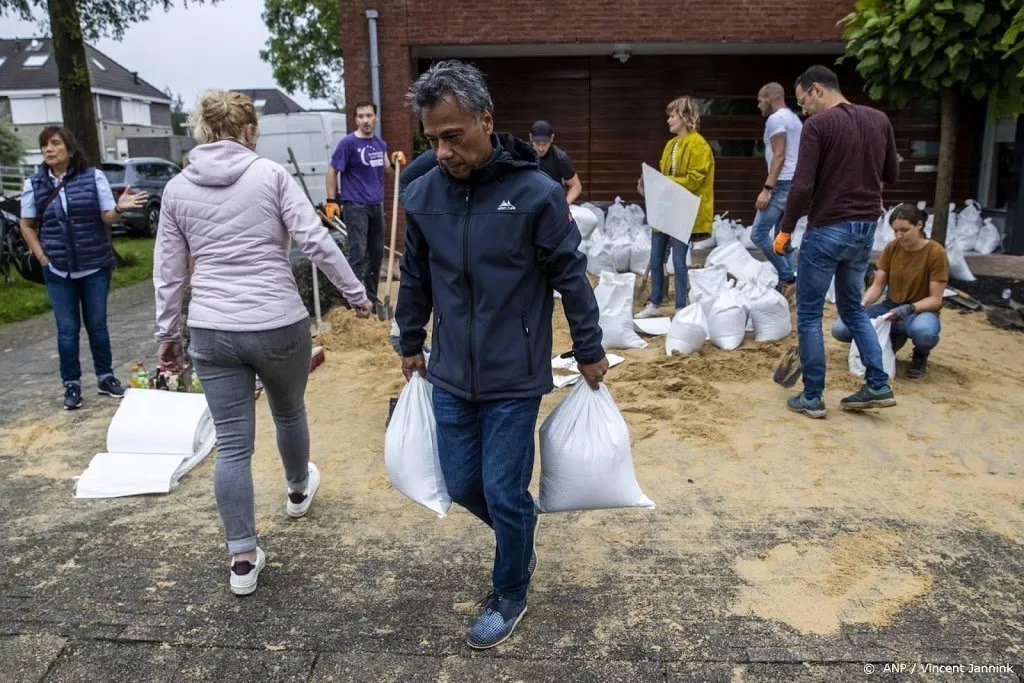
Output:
[774, 65, 900, 418]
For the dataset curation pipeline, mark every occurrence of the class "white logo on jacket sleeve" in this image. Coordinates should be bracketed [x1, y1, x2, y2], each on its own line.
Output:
[497, 200, 516, 211]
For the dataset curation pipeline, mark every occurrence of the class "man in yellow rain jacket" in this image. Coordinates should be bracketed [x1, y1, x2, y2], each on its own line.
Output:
[636, 95, 714, 317]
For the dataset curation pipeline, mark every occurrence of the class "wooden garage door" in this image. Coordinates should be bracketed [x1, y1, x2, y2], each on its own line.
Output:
[420, 55, 978, 225]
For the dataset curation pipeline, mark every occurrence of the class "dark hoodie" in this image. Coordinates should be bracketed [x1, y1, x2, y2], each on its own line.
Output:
[396, 133, 603, 402]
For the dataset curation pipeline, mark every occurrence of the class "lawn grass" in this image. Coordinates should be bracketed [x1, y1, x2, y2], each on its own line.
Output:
[0, 236, 154, 326]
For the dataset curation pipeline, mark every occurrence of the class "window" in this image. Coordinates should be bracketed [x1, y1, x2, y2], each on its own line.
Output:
[101, 163, 127, 185]
[133, 162, 178, 182]
[254, 99, 267, 111]
[910, 140, 941, 158]
[0, 57, 6, 68]
[23, 54, 49, 68]
[121, 100, 151, 126]
[707, 139, 765, 157]
[91, 57, 106, 71]
[10, 98, 47, 124]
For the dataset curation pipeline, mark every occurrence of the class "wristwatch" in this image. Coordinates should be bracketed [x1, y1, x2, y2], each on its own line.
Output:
[114, 205, 123, 215]
[763, 184, 775, 192]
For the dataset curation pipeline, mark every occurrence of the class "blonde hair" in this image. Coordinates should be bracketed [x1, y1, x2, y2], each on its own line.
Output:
[190, 90, 258, 144]
[666, 96, 701, 132]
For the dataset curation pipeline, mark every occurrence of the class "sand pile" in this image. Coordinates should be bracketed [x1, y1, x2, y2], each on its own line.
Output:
[730, 529, 934, 635]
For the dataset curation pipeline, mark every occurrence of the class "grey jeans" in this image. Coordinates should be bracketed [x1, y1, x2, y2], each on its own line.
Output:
[189, 319, 312, 554]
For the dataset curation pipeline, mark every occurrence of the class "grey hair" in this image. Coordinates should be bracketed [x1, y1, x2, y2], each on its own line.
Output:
[407, 60, 493, 119]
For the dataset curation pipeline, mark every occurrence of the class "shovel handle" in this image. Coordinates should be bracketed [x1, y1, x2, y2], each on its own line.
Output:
[384, 159, 403, 309]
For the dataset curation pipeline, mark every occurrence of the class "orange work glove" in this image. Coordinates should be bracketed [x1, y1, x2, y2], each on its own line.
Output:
[773, 231, 792, 255]
[324, 201, 341, 220]
[391, 151, 407, 166]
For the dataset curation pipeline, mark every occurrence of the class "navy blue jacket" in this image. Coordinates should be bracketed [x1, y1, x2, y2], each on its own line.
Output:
[31, 166, 113, 273]
[397, 133, 603, 402]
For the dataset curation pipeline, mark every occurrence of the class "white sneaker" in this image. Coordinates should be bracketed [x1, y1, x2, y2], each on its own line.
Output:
[287, 462, 321, 518]
[634, 302, 661, 319]
[230, 546, 266, 596]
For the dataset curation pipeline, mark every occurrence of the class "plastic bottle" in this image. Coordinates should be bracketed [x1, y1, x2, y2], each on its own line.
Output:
[128, 362, 142, 388]
[137, 364, 150, 390]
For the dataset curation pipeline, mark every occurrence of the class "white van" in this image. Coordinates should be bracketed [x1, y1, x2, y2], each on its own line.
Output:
[256, 112, 347, 207]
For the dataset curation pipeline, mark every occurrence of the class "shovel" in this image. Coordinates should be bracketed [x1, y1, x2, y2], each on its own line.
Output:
[380, 157, 403, 320]
[288, 146, 331, 336]
[772, 344, 802, 388]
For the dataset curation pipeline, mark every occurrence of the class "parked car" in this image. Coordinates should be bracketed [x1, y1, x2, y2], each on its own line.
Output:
[101, 158, 181, 237]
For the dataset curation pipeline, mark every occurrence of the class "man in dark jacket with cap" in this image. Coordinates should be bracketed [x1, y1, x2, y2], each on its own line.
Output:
[397, 60, 607, 649]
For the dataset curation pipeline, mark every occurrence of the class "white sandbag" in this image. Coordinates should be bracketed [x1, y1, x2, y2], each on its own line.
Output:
[580, 202, 605, 235]
[625, 203, 646, 227]
[974, 218, 1001, 255]
[665, 303, 707, 356]
[708, 288, 749, 350]
[604, 197, 632, 238]
[791, 216, 808, 249]
[826, 277, 836, 304]
[756, 261, 780, 289]
[570, 204, 599, 239]
[705, 240, 763, 284]
[712, 214, 738, 246]
[537, 382, 654, 513]
[954, 199, 983, 252]
[629, 225, 652, 275]
[947, 241, 976, 282]
[739, 225, 756, 249]
[595, 271, 647, 349]
[384, 374, 450, 518]
[665, 244, 673, 275]
[745, 283, 792, 342]
[849, 316, 896, 381]
[692, 235, 715, 251]
[689, 265, 729, 315]
[587, 228, 632, 275]
[874, 206, 896, 251]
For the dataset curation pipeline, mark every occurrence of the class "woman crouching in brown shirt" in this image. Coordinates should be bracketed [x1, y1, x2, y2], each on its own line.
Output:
[831, 203, 948, 378]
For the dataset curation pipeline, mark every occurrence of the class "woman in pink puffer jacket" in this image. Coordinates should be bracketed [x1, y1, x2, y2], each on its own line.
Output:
[153, 90, 372, 596]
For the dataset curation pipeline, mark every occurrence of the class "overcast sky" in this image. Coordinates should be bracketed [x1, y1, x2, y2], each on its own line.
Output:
[0, 0, 334, 110]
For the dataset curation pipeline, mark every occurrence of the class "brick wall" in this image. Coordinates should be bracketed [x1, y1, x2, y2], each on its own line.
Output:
[403, 0, 851, 45]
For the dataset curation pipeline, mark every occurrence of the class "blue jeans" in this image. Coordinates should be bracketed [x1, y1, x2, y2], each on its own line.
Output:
[649, 231, 689, 310]
[432, 387, 542, 602]
[796, 221, 890, 400]
[750, 180, 795, 282]
[832, 301, 941, 356]
[43, 266, 114, 385]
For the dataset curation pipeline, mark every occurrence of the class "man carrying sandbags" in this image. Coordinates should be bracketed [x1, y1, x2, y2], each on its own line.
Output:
[774, 65, 900, 418]
[395, 60, 608, 649]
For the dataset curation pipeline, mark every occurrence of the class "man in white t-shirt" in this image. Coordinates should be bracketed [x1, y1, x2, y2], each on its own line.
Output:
[753, 82, 802, 288]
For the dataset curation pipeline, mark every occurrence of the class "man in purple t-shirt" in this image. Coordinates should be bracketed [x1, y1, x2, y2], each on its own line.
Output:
[325, 101, 403, 302]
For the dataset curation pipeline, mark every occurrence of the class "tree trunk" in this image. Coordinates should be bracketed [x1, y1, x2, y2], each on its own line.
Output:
[930, 87, 958, 246]
[46, 0, 101, 165]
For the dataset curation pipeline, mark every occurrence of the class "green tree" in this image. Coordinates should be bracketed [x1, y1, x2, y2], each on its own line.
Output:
[999, 4, 1024, 76]
[260, 0, 343, 109]
[164, 88, 189, 135]
[0, 119, 27, 165]
[0, 1, 214, 165]
[841, 0, 1024, 245]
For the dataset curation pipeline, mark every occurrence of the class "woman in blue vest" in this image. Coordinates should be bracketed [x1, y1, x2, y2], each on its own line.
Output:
[19, 126, 148, 410]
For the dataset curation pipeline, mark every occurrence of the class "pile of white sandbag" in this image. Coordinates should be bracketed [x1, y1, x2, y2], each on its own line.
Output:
[872, 201, 994, 282]
[705, 240, 780, 289]
[579, 199, 654, 278]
